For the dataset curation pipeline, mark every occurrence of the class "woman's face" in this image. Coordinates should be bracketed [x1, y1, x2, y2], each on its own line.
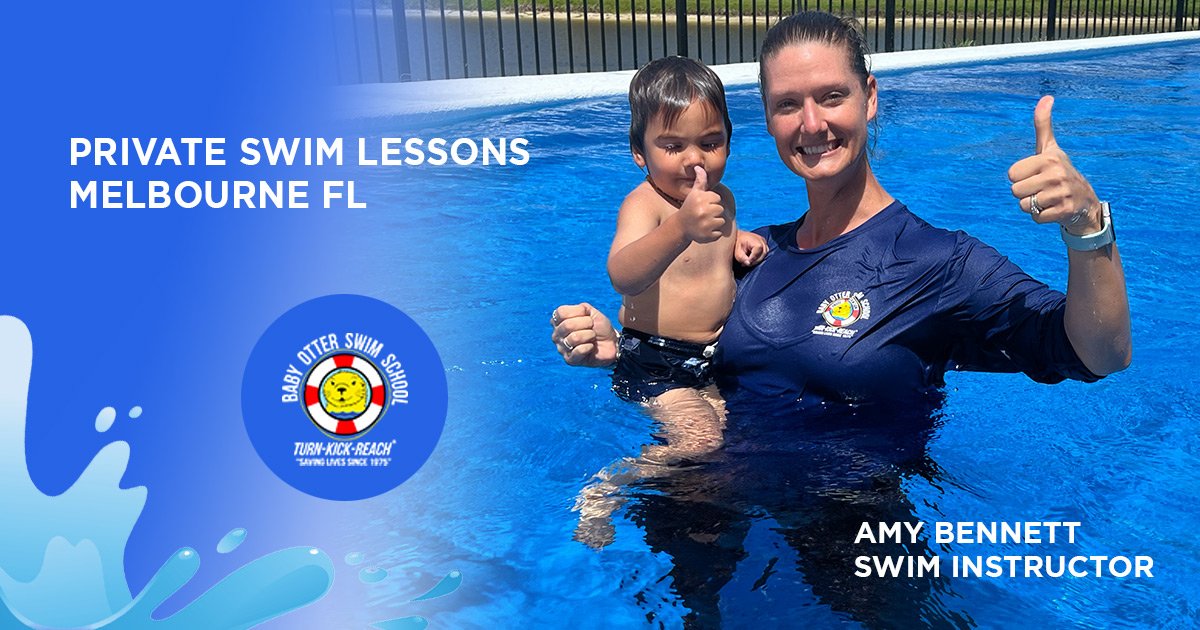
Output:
[761, 41, 877, 187]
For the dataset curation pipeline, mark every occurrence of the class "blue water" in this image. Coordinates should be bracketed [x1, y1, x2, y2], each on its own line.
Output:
[342, 41, 1200, 629]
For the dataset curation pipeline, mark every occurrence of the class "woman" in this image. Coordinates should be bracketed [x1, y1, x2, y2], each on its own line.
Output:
[552, 13, 1130, 408]
[553, 12, 1131, 629]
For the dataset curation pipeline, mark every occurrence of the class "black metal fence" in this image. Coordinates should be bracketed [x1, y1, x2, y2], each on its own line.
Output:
[329, 0, 1199, 81]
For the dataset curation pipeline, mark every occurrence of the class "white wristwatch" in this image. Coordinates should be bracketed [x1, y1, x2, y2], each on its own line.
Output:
[1060, 202, 1115, 251]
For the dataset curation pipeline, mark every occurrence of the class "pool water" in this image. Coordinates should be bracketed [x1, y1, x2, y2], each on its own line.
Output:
[347, 41, 1200, 629]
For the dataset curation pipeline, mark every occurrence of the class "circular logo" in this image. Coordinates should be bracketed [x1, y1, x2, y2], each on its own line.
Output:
[821, 295, 863, 327]
[242, 295, 447, 501]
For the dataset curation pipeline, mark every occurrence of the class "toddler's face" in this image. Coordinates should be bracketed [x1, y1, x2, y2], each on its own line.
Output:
[634, 99, 729, 203]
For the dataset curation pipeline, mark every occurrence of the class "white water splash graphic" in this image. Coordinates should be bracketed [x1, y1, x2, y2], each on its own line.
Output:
[0, 316, 334, 629]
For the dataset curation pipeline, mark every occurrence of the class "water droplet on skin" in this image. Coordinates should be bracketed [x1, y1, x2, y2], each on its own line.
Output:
[345, 551, 365, 565]
[216, 528, 247, 553]
[129, 406, 143, 418]
[411, 569, 463, 601]
[95, 407, 117, 432]
[359, 567, 387, 583]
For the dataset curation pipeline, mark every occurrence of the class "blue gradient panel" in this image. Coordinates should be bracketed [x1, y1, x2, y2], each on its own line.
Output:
[0, 0, 408, 627]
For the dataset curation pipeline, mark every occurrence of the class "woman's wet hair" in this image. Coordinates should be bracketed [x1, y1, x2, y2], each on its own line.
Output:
[757, 11, 873, 94]
[628, 56, 733, 156]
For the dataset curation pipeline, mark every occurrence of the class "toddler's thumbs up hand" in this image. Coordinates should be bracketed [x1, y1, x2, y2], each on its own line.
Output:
[679, 166, 727, 243]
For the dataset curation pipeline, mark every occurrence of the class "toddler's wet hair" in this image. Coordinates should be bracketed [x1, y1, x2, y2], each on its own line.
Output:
[628, 57, 733, 156]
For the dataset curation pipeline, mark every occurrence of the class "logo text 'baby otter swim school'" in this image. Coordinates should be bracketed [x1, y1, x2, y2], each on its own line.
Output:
[243, 295, 447, 501]
[813, 291, 872, 339]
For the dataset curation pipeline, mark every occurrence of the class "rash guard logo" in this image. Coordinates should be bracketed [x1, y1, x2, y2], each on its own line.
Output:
[814, 291, 872, 339]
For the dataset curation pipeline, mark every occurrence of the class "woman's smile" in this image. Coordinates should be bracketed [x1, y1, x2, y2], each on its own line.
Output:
[798, 138, 844, 156]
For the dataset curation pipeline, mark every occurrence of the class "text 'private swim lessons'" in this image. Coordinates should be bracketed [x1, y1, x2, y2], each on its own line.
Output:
[68, 136, 530, 210]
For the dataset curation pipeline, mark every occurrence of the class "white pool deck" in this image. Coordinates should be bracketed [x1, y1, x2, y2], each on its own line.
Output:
[336, 30, 1200, 119]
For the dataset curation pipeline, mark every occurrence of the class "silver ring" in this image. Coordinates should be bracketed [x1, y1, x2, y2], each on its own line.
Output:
[1029, 194, 1043, 217]
[562, 338, 575, 352]
[551, 310, 562, 326]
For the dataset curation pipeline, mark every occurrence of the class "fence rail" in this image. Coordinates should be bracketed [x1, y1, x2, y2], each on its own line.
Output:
[329, 0, 1200, 81]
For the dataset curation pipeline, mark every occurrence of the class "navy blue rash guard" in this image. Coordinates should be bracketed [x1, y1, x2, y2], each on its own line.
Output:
[715, 200, 1100, 411]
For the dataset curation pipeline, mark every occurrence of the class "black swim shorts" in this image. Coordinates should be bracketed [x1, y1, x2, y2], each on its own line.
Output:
[611, 328, 717, 402]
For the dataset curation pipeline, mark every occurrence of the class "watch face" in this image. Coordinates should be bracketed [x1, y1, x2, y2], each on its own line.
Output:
[1102, 202, 1116, 243]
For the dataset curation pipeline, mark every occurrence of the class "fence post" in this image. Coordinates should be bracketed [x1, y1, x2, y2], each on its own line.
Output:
[676, 0, 689, 56]
[1176, 0, 1187, 31]
[1046, 0, 1058, 40]
[884, 0, 896, 52]
[392, 2, 412, 81]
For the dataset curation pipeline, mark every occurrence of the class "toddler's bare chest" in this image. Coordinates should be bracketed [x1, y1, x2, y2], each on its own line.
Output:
[666, 238, 733, 279]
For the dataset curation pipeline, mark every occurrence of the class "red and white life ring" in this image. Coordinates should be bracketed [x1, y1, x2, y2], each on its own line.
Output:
[304, 352, 386, 437]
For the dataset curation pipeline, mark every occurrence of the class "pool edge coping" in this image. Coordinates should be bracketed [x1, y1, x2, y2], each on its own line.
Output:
[333, 31, 1200, 120]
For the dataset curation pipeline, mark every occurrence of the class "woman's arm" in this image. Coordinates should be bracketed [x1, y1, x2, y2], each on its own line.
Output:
[1063, 244, 1131, 375]
[1007, 96, 1132, 375]
[551, 303, 619, 367]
